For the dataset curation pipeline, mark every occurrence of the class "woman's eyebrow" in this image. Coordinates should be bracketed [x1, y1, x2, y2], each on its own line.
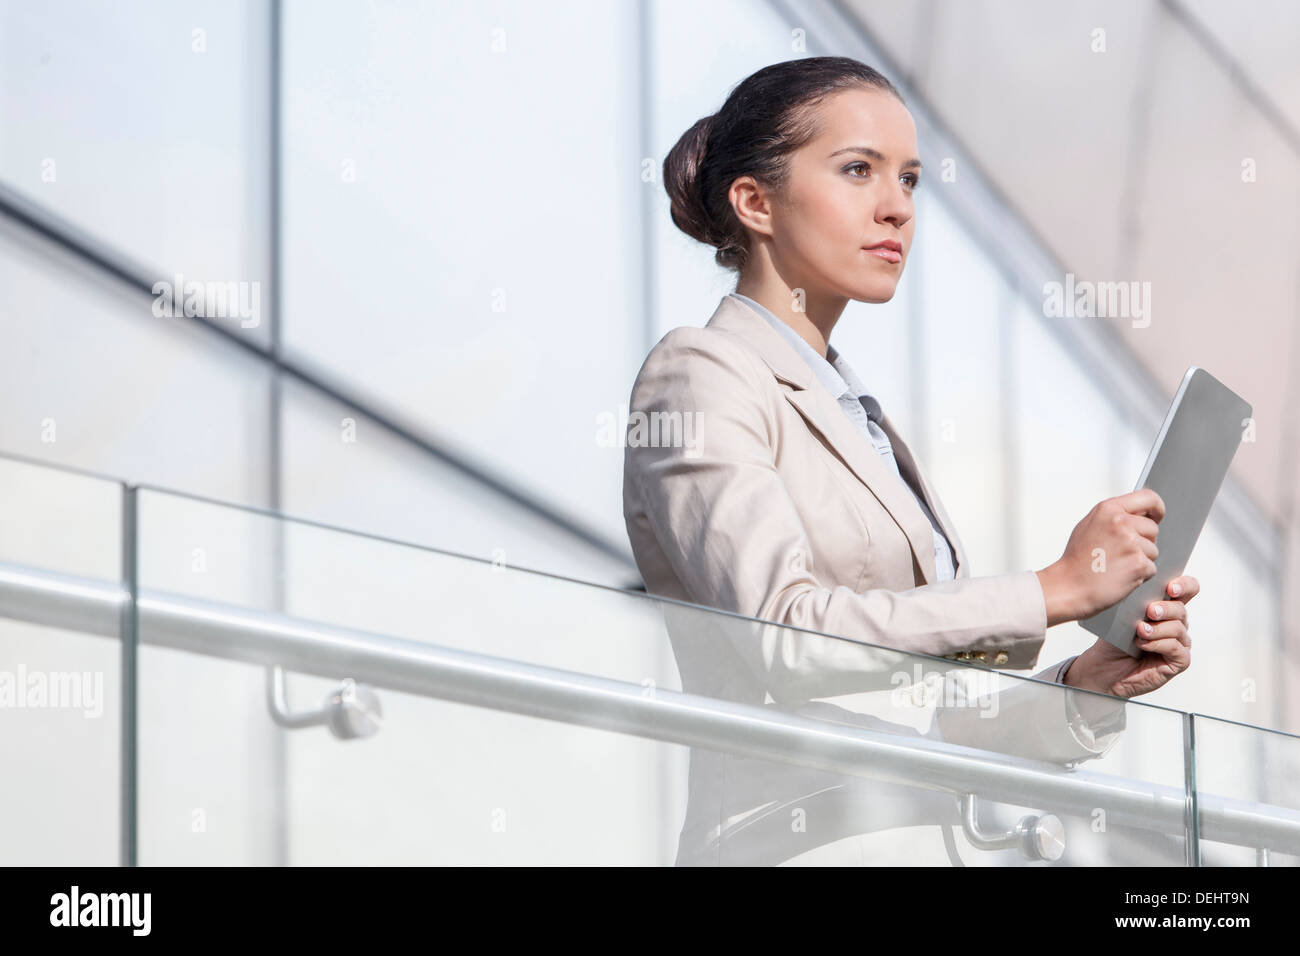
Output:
[828, 145, 922, 172]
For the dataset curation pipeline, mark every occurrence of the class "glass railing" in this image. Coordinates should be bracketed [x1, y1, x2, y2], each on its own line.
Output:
[0, 454, 124, 866]
[1, 451, 1297, 866]
[1191, 713, 1300, 866]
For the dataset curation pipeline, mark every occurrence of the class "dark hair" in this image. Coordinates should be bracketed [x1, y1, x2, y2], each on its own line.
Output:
[663, 56, 904, 273]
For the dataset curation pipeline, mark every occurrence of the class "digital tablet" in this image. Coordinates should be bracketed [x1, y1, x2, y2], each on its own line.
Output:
[1079, 366, 1251, 657]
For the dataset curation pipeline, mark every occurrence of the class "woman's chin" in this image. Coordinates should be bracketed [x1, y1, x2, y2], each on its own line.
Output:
[850, 281, 899, 305]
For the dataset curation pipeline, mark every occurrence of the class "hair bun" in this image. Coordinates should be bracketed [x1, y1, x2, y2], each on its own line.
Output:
[662, 113, 719, 250]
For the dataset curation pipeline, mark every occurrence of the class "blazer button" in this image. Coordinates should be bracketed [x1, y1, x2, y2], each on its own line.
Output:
[993, 651, 1009, 665]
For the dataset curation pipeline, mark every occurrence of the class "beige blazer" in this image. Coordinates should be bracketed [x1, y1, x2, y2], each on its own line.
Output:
[622, 294, 1128, 863]
[623, 292, 1067, 678]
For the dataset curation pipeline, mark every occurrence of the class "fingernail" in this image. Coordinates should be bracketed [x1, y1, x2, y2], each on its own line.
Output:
[1149, 605, 1162, 619]
[1140, 622, 1153, 635]
[1169, 583, 1181, 597]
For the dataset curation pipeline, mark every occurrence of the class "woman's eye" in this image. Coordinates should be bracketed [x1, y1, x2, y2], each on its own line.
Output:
[845, 163, 920, 190]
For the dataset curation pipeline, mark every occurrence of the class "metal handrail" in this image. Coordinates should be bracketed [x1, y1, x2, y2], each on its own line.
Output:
[1, 557, 1298, 856]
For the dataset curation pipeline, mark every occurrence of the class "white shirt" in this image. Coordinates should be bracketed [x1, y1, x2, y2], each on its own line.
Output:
[729, 292, 958, 582]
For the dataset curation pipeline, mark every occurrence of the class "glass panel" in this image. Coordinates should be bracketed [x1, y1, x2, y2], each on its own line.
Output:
[1124, 3, 1300, 382]
[134, 487, 682, 864]
[1012, 299, 1114, 573]
[1113, 410, 1150, 504]
[650, 0, 807, 344]
[1181, 0, 1300, 133]
[877, 0, 1156, 282]
[0, 0, 270, 350]
[281, 0, 639, 546]
[0, 454, 123, 865]
[1009, 296, 1115, 667]
[133, 485, 1201, 865]
[0, 225, 274, 504]
[1150, 516, 1283, 729]
[910, 191, 1011, 574]
[1192, 714, 1300, 867]
[280, 378, 638, 590]
[706, 637, 1188, 866]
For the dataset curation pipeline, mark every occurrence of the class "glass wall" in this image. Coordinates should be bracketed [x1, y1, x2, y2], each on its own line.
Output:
[279, 0, 646, 554]
[0, 224, 276, 506]
[0, 0, 1286, 796]
[0, 0, 272, 351]
[133, 486, 684, 864]
[1193, 714, 1300, 867]
[2, 450, 1297, 866]
[133, 479, 1203, 865]
[0, 0, 646, 590]
[0, 456, 123, 865]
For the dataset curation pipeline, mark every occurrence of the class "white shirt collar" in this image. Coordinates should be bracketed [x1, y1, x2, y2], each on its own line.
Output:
[728, 293, 871, 404]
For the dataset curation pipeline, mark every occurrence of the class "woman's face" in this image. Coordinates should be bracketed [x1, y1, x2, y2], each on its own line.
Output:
[763, 86, 920, 305]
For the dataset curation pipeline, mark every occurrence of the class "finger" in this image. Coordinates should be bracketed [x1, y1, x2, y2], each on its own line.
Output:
[1134, 534, 1159, 562]
[1134, 634, 1190, 667]
[1145, 600, 1187, 625]
[1136, 621, 1190, 647]
[1167, 575, 1200, 602]
[1120, 488, 1166, 522]
[1125, 514, 1161, 542]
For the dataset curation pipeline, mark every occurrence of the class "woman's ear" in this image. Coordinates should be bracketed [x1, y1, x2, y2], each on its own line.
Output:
[729, 175, 774, 240]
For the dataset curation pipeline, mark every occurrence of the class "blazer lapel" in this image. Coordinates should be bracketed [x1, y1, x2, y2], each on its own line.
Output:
[878, 414, 968, 579]
[705, 295, 946, 586]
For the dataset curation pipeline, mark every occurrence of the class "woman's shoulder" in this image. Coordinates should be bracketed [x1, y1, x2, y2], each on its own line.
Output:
[634, 322, 769, 392]
[627, 323, 778, 440]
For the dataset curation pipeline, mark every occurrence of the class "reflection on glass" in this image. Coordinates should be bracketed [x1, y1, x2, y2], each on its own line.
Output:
[0, 456, 1295, 866]
[657, 598, 1192, 866]
[127, 485, 1214, 866]
[1193, 714, 1300, 867]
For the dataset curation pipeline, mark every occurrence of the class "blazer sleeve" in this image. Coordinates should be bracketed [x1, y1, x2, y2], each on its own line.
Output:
[935, 654, 1128, 765]
[625, 326, 1054, 702]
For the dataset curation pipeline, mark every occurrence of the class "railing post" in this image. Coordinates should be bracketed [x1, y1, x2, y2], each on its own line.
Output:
[120, 484, 139, 868]
[1183, 711, 1201, 866]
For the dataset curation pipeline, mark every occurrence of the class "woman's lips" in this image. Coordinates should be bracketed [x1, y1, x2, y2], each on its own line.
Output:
[865, 246, 902, 264]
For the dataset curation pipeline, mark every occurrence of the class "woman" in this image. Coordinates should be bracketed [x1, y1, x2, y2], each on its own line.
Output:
[623, 56, 1195, 718]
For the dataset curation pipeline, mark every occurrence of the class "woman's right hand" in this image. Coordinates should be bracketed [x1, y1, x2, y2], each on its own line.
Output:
[1036, 489, 1166, 626]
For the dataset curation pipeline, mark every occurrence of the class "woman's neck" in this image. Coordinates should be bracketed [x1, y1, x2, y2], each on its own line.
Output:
[734, 280, 845, 359]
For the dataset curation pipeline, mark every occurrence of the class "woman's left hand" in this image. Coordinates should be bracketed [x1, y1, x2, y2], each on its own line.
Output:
[1062, 575, 1199, 698]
